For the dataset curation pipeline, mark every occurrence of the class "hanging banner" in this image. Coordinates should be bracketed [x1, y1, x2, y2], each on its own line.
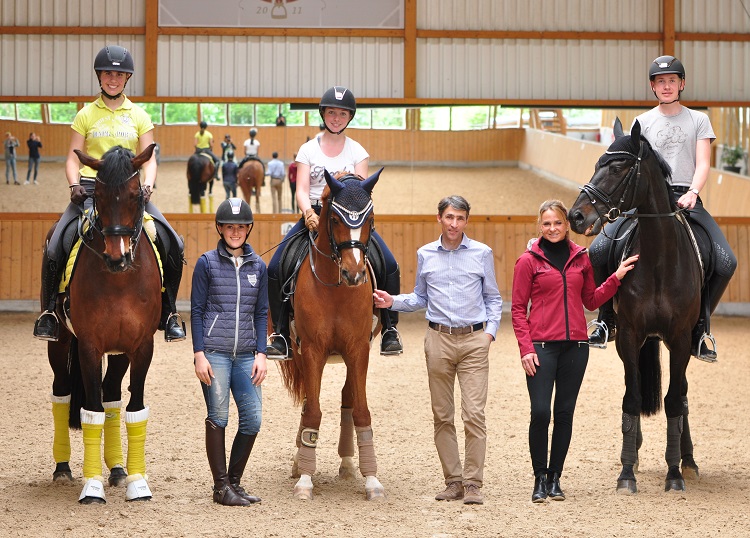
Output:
[159, 0, 404, 29]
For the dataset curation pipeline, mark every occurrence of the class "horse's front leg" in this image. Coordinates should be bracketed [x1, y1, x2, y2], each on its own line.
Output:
[48, 337, 74, 482]
[616, 331, 642, 495]
[101, 354, 129, 487]
[293, 348, 325, 501]
[122, 341, 154, 501]
[680, 392, 700, 480]
[663, 346, 691, 493]
[337, 372, 357, 480]
[77, 341, 107, 504]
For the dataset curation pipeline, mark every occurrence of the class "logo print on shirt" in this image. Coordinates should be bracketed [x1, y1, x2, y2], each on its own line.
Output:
[654, 122, 687, 160]
[247, 274, 257, 286]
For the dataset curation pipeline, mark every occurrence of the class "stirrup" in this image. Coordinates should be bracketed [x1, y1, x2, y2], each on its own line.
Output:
[267, 333, 292, 361]
[380, 327, 403, 356]
[33, 310, 60, 342]
[693, 332, 717, 363]
[587, 319, 609, 349]
[164, 312, 186, 342]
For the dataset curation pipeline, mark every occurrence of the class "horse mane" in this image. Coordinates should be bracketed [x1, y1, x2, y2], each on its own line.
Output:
[99, 146, 137, 186]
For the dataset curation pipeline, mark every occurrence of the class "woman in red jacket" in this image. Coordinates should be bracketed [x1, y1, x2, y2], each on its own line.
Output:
[511, 199, 638, 504]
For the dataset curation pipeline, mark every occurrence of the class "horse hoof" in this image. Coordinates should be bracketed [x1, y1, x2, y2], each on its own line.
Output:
[78, 477, 106, 504]
[681, 465, 700, 481]
[125, 474, 153, 501]
[293, 475, 313, 500]
[108, 465, 128, 487]
[616, 479, 637, 495]
[665, 478, 686, 492]
[338, 457, 357, 480]
[53, 463, 74, 483]
[365, 476, 385, 501]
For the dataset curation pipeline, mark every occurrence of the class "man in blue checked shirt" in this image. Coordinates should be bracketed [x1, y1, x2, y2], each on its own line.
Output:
[373, 195, 502, 506]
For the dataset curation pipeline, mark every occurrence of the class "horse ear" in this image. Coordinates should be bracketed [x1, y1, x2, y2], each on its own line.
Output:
[631, 119, 642, 141]
[74, 149, 103, 171]
[613, 117, 624, 139]
[360, 167, 383, 195]
[132, 143, 157, 170]
[324, 168, 345, 195]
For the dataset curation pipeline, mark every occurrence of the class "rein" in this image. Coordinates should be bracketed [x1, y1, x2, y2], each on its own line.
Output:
[79, 170, 146, 261]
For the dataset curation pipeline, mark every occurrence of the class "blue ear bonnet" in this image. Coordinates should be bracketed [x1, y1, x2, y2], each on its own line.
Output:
[330, 175, 374, 228]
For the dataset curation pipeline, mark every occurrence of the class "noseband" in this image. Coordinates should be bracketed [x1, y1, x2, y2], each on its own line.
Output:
[81, 170, 146, 260]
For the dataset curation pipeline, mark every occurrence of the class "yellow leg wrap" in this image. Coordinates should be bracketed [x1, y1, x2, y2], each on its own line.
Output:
[125, 407, 149, 477]
[80, 410, 105, 480]
[188, 194, 194, 213]
[51, 395, 71, 464]
[209, 194, 215, 213]
[103, 401, 124, 470]
[200, 196, 208, 213]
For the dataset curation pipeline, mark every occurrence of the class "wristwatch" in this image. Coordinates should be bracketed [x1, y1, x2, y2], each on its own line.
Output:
[689, 188, 699, 195]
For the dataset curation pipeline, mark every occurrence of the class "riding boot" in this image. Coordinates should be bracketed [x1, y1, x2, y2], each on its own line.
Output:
[380, 267, 403, 355]
[227, 432, 261, 503]
[33, 248, 61, 341]
[267, 276, 292, 359]
[690, 272, 729, 362]
[159, 239, 186, 342]
[205, 419, 251, 506]
[589, 298, 617, 347]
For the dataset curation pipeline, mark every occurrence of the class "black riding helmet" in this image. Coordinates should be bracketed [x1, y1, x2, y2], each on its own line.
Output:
[215, 198, 254, 241]
[649, 55, 685, 104]
[319, 86, 356, 134]
[94, 45, 134, 100]
[200, 121, 208, 129]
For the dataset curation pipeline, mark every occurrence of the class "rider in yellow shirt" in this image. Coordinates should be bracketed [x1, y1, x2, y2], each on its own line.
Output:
[34, 45, 186, 343]
[195, 121, 220, 181]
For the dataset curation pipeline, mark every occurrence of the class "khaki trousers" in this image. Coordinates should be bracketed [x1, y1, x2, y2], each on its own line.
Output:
[424, 327, 490, 487]
[271, 178, 283, 213]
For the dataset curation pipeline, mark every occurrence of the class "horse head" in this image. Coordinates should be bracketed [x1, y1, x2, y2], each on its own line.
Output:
[75, 144, 154, 272]
[318, 168, 382, 286]
[568, 118, 672, 236]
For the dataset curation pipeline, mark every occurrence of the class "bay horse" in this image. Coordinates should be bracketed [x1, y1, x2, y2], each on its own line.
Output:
[237, 159, 264, 214]
[278, 169, 386, 501]
[568, 119, 703, 494]
[186, 152, 215, 213]
[44, 144, 162, 504]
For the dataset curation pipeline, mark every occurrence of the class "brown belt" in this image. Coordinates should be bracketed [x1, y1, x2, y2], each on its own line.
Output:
[428, 321, 484, 335]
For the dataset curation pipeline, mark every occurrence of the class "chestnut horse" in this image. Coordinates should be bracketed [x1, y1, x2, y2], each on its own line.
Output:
[44, 144, 162, 504]
[278, 169, 386, 501]
[568, 119, 703, 494]
[237, 159, 264, 214]
[186, 152, 215, 213]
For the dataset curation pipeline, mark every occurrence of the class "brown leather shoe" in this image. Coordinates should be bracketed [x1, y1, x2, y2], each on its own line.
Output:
[463, 484, 484, 505]
[435, 481, 463, 501]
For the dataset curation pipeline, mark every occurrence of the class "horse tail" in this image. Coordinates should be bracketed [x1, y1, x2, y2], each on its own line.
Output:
[68, 337, 84, 429]
[639, 336, 662, 416]
[278, 358, 306, 406]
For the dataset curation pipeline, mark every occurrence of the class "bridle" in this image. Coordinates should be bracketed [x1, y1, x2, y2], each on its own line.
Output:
[308, 182, 375, 287]
[579, 139, 685, 240]
[80, 170, 146, 261]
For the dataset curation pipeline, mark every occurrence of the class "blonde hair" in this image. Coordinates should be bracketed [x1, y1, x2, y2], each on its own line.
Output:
[537, 199, 570, 239]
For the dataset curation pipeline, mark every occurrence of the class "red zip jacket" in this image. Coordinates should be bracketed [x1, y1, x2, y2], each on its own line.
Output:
[511, 238, 621, 358]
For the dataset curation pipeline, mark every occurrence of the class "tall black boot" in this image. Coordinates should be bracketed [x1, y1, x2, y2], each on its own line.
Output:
[159, 240, 186, 342]
[691, 272, 731, 362]
[588, 263, 617, 347]
[267, 276, 291, 359]
[33, 246, 61, 341]
[380, 267, 403, 355]
[227, 432, 261, 503]
[205, 419, 251, 506]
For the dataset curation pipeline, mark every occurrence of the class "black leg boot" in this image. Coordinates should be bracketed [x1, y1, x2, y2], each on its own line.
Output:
[159, 241, 186, 342]
[33, 247, 61, 341]
[228, 433, 261, 504]
[380, 267, 403, 355]
[532, 470, 548, 503]
[205, 419, 251, 506]
[589, 298, 617, 347]
[267, 276, 292, 359]
[691, 272, 730, 362]
[546, 471, 565, 501]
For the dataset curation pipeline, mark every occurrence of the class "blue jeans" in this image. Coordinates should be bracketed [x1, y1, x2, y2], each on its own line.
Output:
[200, 351, 262, 434]
[27, 156, 40, 182]
[5, 157, 17, 183]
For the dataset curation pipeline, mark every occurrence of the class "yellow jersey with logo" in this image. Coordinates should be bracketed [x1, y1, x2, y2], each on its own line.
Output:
[195, 129, 213, 149]
[71, 95, 154, 178]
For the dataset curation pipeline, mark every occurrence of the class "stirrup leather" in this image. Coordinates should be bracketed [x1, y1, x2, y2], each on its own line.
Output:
[587, 319, 609, 349]
[34, 310, 60, 342]
[380, 327, 403, 356]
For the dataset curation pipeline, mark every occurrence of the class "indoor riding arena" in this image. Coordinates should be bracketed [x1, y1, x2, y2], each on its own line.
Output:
[1, 1, 749, 537]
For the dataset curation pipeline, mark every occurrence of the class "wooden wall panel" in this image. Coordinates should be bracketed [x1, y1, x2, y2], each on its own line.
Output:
[3, 213, 747, 308]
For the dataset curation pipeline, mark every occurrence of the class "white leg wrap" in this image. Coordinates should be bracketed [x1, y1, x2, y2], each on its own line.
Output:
[124, 406, 150, 424]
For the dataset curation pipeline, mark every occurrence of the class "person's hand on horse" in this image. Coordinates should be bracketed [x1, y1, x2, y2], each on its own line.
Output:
[615, 254, 640, 280]
[304, 208, 319, 231]
[677, 191, 697, 210]
[373, 289, 394, 308]
[70, 185, 87, 205]
[142, 184, 152, 204]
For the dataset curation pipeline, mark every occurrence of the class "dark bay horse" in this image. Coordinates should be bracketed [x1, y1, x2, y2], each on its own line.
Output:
[45, 144, 162, 503]
[237, 159, 264, 214]
[186, 152, 215, 213]
[568, 119, 703, 494]
[278, 169, 386, 501]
